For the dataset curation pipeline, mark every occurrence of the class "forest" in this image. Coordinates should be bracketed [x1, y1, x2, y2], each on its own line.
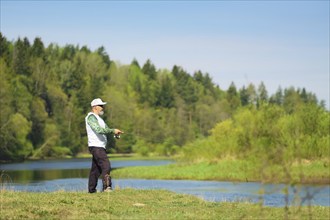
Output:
[0, 33, 328, 162]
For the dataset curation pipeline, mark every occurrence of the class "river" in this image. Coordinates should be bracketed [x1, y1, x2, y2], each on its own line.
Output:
[0, 158, 329, 207]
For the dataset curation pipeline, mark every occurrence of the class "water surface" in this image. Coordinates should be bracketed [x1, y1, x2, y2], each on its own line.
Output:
[1, 158, 329, 207]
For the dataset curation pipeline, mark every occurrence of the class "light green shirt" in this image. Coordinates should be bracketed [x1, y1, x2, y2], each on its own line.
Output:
[86, 114, 115, 134]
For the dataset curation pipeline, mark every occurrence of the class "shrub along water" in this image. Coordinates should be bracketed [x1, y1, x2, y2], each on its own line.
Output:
[181, 104, 329, 184]
[183, 104, 329, 163]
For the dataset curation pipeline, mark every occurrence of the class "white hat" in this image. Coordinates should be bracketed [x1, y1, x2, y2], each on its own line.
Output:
[91, 98, 107, 106]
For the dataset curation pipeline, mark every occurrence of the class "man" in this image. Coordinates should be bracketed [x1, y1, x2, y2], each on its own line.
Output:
[85, 98, 123, 193]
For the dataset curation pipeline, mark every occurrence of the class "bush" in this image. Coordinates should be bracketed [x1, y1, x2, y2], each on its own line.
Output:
[50, 146, 72, 157]
[182, 104, 329, 163]
[132, 140, 150, 156]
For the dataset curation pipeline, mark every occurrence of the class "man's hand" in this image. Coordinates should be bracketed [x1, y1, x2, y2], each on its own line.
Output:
[114, 129, 123, 135]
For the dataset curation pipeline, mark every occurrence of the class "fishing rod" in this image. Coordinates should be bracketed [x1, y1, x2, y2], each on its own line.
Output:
[114, 131, 126, 139]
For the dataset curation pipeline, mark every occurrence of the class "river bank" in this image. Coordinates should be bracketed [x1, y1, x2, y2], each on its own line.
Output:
[1, 190, 329, 220]
[112, 158, 330, 185]
[2, 154, 328, 185]
[2, 157, 328, 207]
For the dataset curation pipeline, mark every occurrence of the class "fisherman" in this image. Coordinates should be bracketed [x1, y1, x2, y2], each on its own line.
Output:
[85, 98, 123, 193]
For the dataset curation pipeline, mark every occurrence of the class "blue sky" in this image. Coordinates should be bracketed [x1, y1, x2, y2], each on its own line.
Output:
[1, 1, 329, 108]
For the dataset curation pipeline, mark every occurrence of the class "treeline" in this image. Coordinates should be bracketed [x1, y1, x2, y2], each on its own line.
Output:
[0, 33, 327, 161]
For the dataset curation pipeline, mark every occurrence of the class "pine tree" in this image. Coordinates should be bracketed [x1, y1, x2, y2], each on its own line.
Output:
[13, 37, 31, 75]
[227, 82, 240, 110]
[142, 59, 157, 80]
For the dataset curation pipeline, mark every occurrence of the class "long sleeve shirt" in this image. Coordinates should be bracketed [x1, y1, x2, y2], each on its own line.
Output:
[85, 112, 114, 148]
[86, 114, 115, 134]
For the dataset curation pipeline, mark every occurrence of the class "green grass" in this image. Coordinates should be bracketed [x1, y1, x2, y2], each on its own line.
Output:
[1, 157, 328, 219]
[1, 190, 329, 220]
[112, 159, 330, 184]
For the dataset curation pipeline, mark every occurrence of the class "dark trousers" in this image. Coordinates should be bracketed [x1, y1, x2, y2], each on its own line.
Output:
[88, 147, 112, 193]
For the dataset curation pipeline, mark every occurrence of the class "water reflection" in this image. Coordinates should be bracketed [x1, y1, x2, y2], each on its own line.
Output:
[6, 169, 90, 183]
[0, 158, 173, 184]
[0, 158, 173, 171]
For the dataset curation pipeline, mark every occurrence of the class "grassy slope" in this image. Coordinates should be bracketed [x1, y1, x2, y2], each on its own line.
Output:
[1, 190, 329, 220]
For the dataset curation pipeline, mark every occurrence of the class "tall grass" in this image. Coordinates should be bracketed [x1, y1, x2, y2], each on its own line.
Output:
[0, 170, 13, 192]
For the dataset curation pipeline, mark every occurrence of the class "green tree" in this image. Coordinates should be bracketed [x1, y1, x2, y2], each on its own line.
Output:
[29, 57, 48, 96]
[60, 44, 76, 61]
[30, 37, 45, 59]
[0, 59, 15, 160]
[131, 58, 141, 69]
[194, 71, 216, 97]
[226, 82, 240, 110]
[269, 87, 283, 105]
[283, 87, 302, 113]
[12, 37, 31, 76]
[157, 74, 175, 108]
[96, 46, 111, 68]
[29, 98, 48, 148]
[7, 113, 33, 160]
[10, 76, 33, 119]
[247, 83, 257, 106]
[0, 32, 11, 65]
[257, 81, 268, 106]
[239, 86, 249, 106]
[142, 59, 157, 80]
[129, 64, 145, 94]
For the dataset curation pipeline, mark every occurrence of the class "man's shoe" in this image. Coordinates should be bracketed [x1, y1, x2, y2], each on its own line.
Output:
[104, 187, 113, 192]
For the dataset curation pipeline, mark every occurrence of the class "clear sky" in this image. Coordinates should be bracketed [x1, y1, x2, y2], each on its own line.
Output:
[1, 1, 329, 108]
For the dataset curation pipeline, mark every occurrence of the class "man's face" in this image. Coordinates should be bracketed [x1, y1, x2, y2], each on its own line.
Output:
[95, 105, 105, 116]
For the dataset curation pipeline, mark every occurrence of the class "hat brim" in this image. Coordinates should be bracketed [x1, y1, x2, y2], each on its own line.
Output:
[93, 103, 107, 106]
